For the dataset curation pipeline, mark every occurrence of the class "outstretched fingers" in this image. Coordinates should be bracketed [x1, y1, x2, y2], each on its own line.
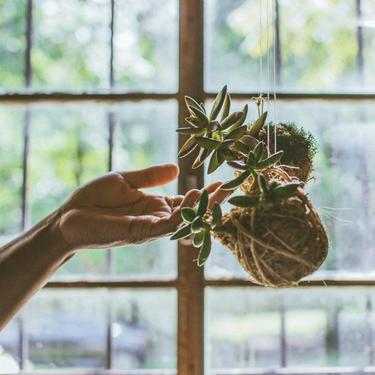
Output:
[122, 163, 179, 189]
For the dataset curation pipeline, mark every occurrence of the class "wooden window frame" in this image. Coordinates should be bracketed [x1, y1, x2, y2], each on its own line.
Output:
[1, 0, 375, 374]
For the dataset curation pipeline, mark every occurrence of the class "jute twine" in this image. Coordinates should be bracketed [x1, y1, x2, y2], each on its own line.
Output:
[213, 188, 328, 287]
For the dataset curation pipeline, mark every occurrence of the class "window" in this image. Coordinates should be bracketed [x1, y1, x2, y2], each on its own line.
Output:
[0, 0, 375, 374]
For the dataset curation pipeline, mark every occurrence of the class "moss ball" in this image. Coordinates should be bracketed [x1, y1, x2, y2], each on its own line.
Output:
[213, 189, 328, 287]
[258, 123, 317, 182]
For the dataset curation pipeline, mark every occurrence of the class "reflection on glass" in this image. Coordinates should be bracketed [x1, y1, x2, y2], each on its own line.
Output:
[0, 319, 20, 373]
[205, 0, 274, 92]
[206, 287, 374, 372]
[0, 108, 23, 239]
[205, 0, 364, 91]
[0, 0, 25, 89]
[363, 0, 375, 88]
[32, 0, 110, 89]
[26, 289, 107, 370]
[280, 0, 358, 90]
[114, 0, 178, 92]
[112, 289, 177, 370]
[112, 101, 178, 278]
[29, 105, 109, 276]
[205, 101, 375, 278]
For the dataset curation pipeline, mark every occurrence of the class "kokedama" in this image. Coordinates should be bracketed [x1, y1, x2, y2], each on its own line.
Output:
[171, 86, 329, 287]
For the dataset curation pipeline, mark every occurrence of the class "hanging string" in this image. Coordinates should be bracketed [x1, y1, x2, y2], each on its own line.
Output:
[273, 0, 278, 154]
[259, 0, 263, 98]
[266, 0, 271, 155]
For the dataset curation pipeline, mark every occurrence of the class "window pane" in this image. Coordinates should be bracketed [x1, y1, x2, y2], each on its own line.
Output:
[0, 319, 20, 373]
[206, 287, 373, 372]
[205, 0, 361, 92]
[280, 0, 358, 90]
[113, 289, 177, 371]
[206, 100, 375, 278]
[0, 0, 25, 89]
[25, 289, 107, 370]
[363, 0, 375, 88]
[114, 0, 178, 92]
[205, 0, 274, 92]
[112, 101, 178, 278]
[32, 0, 111, 89]
[29, 105, 109, 276]
[0, 107, 24, 240]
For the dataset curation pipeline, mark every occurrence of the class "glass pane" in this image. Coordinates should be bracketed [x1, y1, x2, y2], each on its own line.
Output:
[32, 0, 110, 89]
[205, 0, 274, 93]
[280, 0, 358, 90]
[114, 0, 178, 92]
[205, 100, 375, 278]
[206, 287, 374, 372]
[0, 319, 20, 373]
[113, 289, 177, 371]
[205, 0, 360, 92]
[29, 105, 109, 276]
[0, 107, 24, 240]
[25, 289, 107, 370]
[112, 101, 178, 278]
[363, 0, 375, 88]
[0, 0, 25, 89]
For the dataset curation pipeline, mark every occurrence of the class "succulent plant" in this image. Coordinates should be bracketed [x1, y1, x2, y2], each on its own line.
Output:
[170, 190, 222, 266]
[221, 141, 283, 190]
[177, 85, 249, 173]
[171, 86, 322, 271]
[228, 174, 300, 208]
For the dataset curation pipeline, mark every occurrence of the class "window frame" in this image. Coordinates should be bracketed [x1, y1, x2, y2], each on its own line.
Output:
[1, 0, 375, 374]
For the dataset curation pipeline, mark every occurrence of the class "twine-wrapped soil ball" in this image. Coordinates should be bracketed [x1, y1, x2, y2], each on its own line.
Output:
[258, 123, 317, 183]
[213, 189, 328, 287]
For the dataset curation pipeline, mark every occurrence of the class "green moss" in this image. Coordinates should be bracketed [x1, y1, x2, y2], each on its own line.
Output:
[261, 122, 317, 165]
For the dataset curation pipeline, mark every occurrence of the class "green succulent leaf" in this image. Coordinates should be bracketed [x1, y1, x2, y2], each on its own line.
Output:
[226, 104, 248, 132]
[185, 96, 205, 114]
[227, 160, 248, 170]
[197, 230, 212, 266]
[190, 107, 209, 125]
[256, 150, 284, 169]
[228, 195, 260, 208]
[197, 190, 209, 216]
[176, 127, 205, 135]
[246, 151, 257, 166]
[178, 136, 198, 158]
[226, 125, 247, 141]
[195, 137, 221, 151]
[170, 224, 192, 240]
[240, 135, 259, 149]
[191, 216, 204, 233]
[253, 141, 265, 162]
[210, 85, 227, 121]
[271, 183, 300, 200]
[221, 170, 251, 190]
[232, 140, 250, 155]
[248, 111, 268, 137]
[193, 230, 205, 247]
[207, 150, 225, 174]
[221, 93, 231, 121]
[185, 116, 203, 128]
[181, 207, 196, 223]
[192, 148, 211, 169]
[221, 111, 243, 129]
[258, 174, 269, 193]
[212, 203, 222, 226]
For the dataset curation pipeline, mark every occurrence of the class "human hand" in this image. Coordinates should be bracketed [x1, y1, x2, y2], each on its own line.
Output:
[57, 164, 229, 251]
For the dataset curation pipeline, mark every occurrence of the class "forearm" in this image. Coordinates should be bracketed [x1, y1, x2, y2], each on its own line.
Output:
[0, 210, 74, 330]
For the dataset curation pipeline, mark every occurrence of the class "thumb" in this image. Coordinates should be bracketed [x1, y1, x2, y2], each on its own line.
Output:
[122, 163, 179, 189]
